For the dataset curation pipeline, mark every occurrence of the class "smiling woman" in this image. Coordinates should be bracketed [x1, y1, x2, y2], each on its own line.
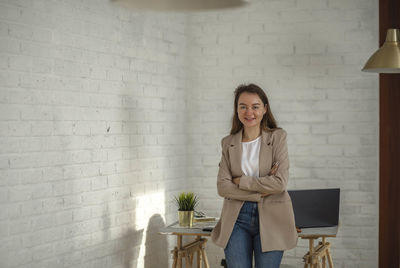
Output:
[211, 84, 298, 268]
[237, 92, 267, 139]
[231, 84, 279, 139]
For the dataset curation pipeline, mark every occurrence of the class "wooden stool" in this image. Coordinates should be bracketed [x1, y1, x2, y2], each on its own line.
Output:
[302, 237, 334, 268]
[171, 235, 210, 268]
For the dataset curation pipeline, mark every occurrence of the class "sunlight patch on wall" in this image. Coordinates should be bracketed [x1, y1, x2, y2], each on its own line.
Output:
[135, 191, 166, 266]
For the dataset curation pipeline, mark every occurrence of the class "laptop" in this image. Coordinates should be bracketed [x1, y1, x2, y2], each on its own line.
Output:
[288, 188, 340, 228]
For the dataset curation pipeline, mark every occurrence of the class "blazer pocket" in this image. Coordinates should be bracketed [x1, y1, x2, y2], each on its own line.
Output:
[268, 199, 291, 205]
[265, 192, 291, 204]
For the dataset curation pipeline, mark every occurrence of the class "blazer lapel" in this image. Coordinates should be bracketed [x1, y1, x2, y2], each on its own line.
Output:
[228, 129, 244, 177]
[259, 130, 273, 177]
[229, 129, 274, 178]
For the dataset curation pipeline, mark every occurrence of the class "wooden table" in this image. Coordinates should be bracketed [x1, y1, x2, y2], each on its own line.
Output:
[161, 222, 338, 268]
[298, 226, 338, 268]
[159, 220, 218, 268]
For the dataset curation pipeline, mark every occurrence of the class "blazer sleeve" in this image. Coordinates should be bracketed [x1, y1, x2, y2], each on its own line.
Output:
[238, 129, 289, 195]
[217, 137, 262, 202]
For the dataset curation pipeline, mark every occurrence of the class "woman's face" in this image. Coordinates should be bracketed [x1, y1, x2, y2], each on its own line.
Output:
[237, 92, 267, 129]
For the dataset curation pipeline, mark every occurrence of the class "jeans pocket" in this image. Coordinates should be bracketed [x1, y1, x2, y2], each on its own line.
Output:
[236, 209, 251, 223]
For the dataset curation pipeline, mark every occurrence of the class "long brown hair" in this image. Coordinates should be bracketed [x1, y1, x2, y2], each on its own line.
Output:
[230, 83, 279, 135]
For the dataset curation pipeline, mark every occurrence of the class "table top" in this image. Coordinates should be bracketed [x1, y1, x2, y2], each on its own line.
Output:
[298, 225, 338, 238]
[159, 221, 339, 238]
[159, 220, 218, 236]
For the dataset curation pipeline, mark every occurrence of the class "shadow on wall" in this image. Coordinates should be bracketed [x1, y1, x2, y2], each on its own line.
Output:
[121, 227, 145, 268]
[144, 214, 169, 268]
[99, 205, 144, 268]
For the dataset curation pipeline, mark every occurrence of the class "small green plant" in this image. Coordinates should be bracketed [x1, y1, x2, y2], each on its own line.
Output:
[174, 192, 199, 211]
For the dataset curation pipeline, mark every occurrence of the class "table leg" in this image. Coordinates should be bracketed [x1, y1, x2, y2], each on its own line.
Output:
[177, 252, 182, 268]
[197, 245, 202, 268]
[327, 248, 334, 268]
[190, 252, 194, 267]
[177, 235, 183, 268]
[310, 239, 315, 268]
[315, 240, 321, 268]
[185, 254, 191, 268]
[177, 235, 182, 249]
[200, 246, 209, 268]
[172, 248, 178, 268]
[309, 239, 314, 254]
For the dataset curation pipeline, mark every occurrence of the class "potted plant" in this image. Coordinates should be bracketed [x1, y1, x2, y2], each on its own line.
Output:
[174, 192, 199, 227]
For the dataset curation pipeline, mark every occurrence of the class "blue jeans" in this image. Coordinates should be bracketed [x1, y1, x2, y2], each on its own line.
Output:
[224, 201, 284, 268]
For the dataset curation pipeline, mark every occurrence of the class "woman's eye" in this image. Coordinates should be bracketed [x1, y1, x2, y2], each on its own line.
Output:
[253, 106, 259, 109]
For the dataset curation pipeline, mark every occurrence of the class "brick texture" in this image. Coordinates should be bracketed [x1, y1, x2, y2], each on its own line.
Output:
[0, 0, 187, 267]
[0, 0, 379, 267]
[186, 0, 378, 267]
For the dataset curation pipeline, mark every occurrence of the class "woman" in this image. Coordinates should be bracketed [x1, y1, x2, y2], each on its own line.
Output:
[211, 84, 298, 268]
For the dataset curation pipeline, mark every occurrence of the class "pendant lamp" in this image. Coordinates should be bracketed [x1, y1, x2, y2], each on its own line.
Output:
[111, 0, 248, 11]
[362, 28, 400, 73]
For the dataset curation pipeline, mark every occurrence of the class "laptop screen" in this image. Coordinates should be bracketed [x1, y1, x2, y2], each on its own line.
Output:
[288, 188, 340, 228]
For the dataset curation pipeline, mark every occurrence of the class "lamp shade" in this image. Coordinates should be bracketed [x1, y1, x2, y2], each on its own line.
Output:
[111, 0, 248, 11]
[362, 29, 400, 73]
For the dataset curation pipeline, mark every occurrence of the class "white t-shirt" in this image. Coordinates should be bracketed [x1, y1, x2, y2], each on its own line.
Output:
[241, 135, 261, 177]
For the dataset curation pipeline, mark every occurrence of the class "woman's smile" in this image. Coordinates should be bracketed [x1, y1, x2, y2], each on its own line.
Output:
[237, 92, 267, 129]
[245, 117, 255, 121]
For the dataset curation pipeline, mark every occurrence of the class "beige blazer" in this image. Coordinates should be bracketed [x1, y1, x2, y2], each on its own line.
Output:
[211, 128, 298, 252]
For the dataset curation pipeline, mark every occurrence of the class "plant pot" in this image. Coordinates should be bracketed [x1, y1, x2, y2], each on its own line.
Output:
[178, 210, 194, 227]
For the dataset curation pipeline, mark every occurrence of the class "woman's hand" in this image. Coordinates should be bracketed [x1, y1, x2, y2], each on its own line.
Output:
[268, 161, 279, 176]
[233, 162, 279, 196]
[232, 177, 241, 186]
[262, 162, 280, 197]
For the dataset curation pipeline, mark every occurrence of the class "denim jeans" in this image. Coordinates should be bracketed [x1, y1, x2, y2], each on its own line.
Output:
[224, 201, 284, 268]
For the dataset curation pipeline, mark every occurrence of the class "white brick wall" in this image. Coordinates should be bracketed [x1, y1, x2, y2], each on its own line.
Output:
[186, 0, 379, 267]
[0, 0, 187, 267]
[1, 0, 379, 267]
